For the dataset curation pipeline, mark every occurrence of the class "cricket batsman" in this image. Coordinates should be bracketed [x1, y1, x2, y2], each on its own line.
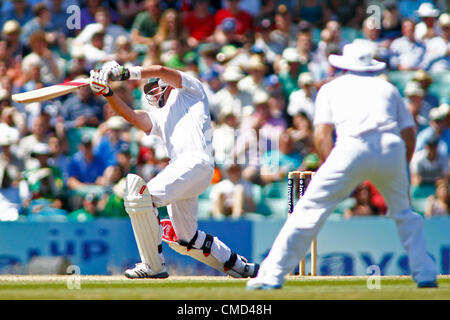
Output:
[247, 43, 438, 290]
[89, 62, 259, 278]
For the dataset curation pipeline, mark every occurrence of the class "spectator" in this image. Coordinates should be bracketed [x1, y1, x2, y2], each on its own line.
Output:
[381, 1, 402, 40]
[131, 0, 162, 46]
[17, 114, 51, 170]
[253, 18, 285, 64]
[61, 82, 104, 129]
[214, 0, 253, 37]
[94, 115, 129, 167]
[212, 110, 239, 167]
[81, 28, 116, 69]
[20, 142, 66, 214]
[314, 20, 347, 63]
[277, 47, 306, 100]
[183, 0, 216, 48]
[403, 80, 433, 131]
[67, 134, 108, 191]
[411, 69, 440, 108]
[410, 137, 448, 187]
[117, 0, 147, 29]
[46, 0, 70, 35]
[238, 55, 268, 97]
[415, 104, 450, 157]
[1, 0, 34, 29]
[200, 67, 223, 110]
[297, 0, 325, 28]
[296, 27, 315, 66]
[424, 178, 450, 218]
[323, 0, 365, 29]
[80, 0, 119, 29]
[260, 131, 303, 185]
[67, 192, 101, 222]
[344, 183, 382, 218]
[286, 111, 314, 156]
[270, 4, 299, 49]
[48, 136, 70, 183]
[21, 30, 65, 85]
[0, 129, 23, 221]
[75, 7, 130, 56]
[287, 72, 316, 121]
[397, 0, 431, 20]
[353, 17, 391, 64]
[2, 19, 24, 61]
[389, 18, 426, 70]
[421, 13, 450, 73]
[0, 106, 24, 141]
[137, 146, 159, 181]
[210, 65, 253, 121]
[414, 2, 441, 43]
[20, 3, 58, 49]
[210, 163, 255, 218]
[100, 177, 128, 218]
[153, 8, 186, 51]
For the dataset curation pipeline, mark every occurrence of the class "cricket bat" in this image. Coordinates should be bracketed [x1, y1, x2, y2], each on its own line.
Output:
[12, 78, 90, 103]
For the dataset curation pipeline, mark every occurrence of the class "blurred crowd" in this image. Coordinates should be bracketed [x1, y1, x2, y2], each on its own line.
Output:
[0, 0, 449, 222]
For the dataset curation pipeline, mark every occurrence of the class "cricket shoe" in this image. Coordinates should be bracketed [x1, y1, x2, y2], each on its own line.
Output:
[246, 278, 282, 290]
[124, 262, 169, 279]
[417, 280, 438, 288]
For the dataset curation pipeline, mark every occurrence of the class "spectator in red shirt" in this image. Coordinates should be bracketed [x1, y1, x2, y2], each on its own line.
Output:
[214, 0, 253, 36]
[184, 0, 216, 48]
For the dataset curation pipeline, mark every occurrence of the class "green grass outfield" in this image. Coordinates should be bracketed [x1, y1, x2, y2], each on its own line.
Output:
[0, 275, 449, 300]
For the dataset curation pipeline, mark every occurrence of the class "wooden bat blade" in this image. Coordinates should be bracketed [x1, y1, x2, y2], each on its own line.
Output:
[12, 78, 90, 103]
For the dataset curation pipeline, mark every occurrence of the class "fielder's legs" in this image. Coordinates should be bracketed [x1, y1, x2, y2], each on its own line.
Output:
[368, 135, 437, 286]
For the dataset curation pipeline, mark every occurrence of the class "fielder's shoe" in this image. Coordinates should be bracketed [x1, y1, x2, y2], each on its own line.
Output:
[417, 280, 438, 288]
[124, 262, 169, 279]
[246, 278, 282, 290]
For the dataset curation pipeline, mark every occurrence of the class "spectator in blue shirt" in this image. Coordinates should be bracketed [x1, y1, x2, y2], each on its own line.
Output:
[1, 0, 34, 31]
[389, 18, 426, 70]
[67, 134, 107, 191]
[20, 3, 57, 48]
[93, 116, 129, 167]
[416, 104, 450, 158]
[61, 83, 104, 129]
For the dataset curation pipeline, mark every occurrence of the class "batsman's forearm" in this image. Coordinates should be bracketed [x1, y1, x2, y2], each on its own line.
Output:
[105, 95, 151, 133]
[137, 65, 182, 88]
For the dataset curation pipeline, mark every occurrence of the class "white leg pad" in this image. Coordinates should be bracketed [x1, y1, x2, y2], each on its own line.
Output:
[125, 174, 164, 273]
[161, 219, 247, 278]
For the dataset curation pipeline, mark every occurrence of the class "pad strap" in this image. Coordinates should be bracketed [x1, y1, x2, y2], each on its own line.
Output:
[178, 231, 198, 251]
[224, 252, 238, 271]
[200, 234, 214, 257]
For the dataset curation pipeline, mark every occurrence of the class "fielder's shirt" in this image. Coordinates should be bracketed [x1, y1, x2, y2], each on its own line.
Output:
[314, 72, 416, 140]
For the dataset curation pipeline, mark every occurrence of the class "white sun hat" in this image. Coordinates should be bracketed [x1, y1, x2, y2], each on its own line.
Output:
[416, 3, 440, 18]
[328, 43, 386, 72]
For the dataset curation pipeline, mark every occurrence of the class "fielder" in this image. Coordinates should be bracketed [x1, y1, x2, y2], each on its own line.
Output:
[247, 43, 438, 290]
[89, 62, 259, 278]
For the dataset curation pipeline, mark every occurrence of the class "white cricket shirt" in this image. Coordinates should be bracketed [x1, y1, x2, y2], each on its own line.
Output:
[314, 72, 415, 140]
[146, 71, 214, 165]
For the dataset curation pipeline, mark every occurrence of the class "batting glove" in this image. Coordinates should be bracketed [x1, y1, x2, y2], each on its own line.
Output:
[90, 70, 113, 96]
[101, 60, 130, 81]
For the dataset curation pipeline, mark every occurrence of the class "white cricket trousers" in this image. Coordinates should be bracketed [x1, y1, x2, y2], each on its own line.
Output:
[257, 132, 437, 285]
[147, 155, 242, 267]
